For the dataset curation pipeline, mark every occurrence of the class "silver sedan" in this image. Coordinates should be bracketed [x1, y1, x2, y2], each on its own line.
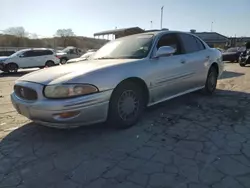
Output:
[11, 31, 223, 129]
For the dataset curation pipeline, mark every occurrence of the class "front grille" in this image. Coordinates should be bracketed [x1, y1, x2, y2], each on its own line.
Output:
[14, 85, 37, 100]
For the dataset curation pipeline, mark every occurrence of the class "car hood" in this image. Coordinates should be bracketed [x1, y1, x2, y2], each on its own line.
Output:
[0, 56, 9, 61]
[18, 59, 136, 85]
[67, 57, 87, 63]
[222, 52, 237, 55]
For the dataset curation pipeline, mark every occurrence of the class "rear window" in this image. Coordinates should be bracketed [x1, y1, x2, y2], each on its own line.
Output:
[43, 50, 53, 55]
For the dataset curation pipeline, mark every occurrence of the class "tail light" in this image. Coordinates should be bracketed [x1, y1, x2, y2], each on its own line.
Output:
[55, 55, 60, 59]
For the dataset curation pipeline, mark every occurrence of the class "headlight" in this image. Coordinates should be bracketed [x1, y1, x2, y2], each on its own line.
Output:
[44, 84, 98, 99]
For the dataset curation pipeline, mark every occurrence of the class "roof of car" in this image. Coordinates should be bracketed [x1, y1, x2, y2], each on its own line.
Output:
[17, 48, 54, 51]
[124, 30, 192, 37]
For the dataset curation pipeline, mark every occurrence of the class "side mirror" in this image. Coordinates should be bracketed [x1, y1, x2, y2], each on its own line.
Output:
[19, 54, 24, 58]
[155, 46, 176, 58]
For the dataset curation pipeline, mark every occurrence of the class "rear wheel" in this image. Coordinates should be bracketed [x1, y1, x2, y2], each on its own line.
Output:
[204, 66, 218, 94]
[6, 63, 18, 73]
[107, 82, 146, 129]
[45, 61, 55, 67]
[239, 62, 246, 67]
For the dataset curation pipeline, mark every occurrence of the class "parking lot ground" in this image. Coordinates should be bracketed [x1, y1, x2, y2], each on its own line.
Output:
[1, 64, 250, 188]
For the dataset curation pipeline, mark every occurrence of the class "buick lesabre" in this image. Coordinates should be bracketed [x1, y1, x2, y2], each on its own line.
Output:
[11, 30, 223, 129]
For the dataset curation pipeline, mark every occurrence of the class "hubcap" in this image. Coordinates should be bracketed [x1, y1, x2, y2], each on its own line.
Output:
[118, 90, 139, 121]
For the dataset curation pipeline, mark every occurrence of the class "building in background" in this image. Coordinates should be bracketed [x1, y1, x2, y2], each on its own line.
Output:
[94, 27, 232, 48]
[94, 27, 144, 40]
[190, 30, 229, 48]
[229, 37, 250, 47]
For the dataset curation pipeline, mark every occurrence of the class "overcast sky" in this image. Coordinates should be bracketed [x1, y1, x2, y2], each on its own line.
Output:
[1, 0, 250, 38]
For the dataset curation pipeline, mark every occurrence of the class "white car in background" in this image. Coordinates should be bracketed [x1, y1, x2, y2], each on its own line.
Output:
[66, 51, 96, 64]
[0, 48, 60, 73]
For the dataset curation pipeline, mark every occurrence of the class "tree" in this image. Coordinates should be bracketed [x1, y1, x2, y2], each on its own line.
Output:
[55, 29, 75, 47]
[29, 33, 38, 39]
[3, 27, 27, 47]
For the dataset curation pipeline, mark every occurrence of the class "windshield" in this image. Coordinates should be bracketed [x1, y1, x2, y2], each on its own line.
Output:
[92, 34, 154, 60]
[61, 47, 74, 53]
[239, 47, 246, 52]
[9, 50, 26, 57]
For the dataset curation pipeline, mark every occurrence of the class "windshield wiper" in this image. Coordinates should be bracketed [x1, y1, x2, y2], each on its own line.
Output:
[94, 57, 117, 60]
[94, 56, 143, 60]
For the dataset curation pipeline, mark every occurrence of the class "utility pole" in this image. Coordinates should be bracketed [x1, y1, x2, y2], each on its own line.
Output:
[210, 22, 213, 32]
[161, 6, 164, 29]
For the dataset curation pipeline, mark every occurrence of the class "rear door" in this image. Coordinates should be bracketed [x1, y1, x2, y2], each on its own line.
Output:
[178, 33, 209, 88]
[35, 50, 53, 66]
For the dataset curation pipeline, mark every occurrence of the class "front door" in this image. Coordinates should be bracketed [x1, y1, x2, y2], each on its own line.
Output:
[18, 50, 37, 68]
[149, 33, 194, 103]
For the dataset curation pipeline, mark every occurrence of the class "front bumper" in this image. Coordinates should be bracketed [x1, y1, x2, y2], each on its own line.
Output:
[11, 81, 113, 128]
[0, 63, 6, 71]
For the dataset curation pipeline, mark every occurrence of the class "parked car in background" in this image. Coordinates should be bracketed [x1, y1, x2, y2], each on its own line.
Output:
[222, 47, 245, 62]
[11, 31, 223, 129]
[0, 48, 60, 73]
[239, 49, 250, 67]
[216, 48, 224, 53]
[66, 51, 96, 64]
[56, 46, 84, 64]
[0, 50, 16, 57]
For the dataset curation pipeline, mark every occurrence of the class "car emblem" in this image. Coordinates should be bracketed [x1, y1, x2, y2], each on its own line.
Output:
[20, 88, 25, 97]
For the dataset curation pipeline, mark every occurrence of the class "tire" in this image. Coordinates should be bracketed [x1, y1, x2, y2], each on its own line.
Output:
[107, 82, 146, 129]
[60, 58, 68, 64]
[45, 61, 55, 67]
[204, 66, 218, 95]
[239, 63, 246, 67]
[6, 63, 18, 73]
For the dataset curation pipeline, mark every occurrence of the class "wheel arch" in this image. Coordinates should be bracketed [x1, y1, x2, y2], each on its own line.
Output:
[111, 77, 150, 105]
[45, 60, 55, 64]
[209, 62, 219, 75]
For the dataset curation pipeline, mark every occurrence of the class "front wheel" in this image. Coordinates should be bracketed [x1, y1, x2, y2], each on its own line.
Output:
[6, 63, 18, 73]
[107, 82, 146, 129]
[204, 66, 218, 94]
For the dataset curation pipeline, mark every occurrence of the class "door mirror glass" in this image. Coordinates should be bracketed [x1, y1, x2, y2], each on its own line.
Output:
[155, 46, 176, 58]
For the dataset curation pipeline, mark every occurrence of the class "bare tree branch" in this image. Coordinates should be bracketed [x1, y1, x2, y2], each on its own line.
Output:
[3, 27, 28, 47]
[55, 29, 75, 47]
[3, 27, 27, 38]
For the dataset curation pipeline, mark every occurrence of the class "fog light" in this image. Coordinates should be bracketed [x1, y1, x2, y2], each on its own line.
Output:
[54, 111, 80, 119]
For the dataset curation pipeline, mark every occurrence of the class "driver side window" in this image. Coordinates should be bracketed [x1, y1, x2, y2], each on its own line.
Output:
[156, 34, 182, 55]
[21, 50, 35, 58]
